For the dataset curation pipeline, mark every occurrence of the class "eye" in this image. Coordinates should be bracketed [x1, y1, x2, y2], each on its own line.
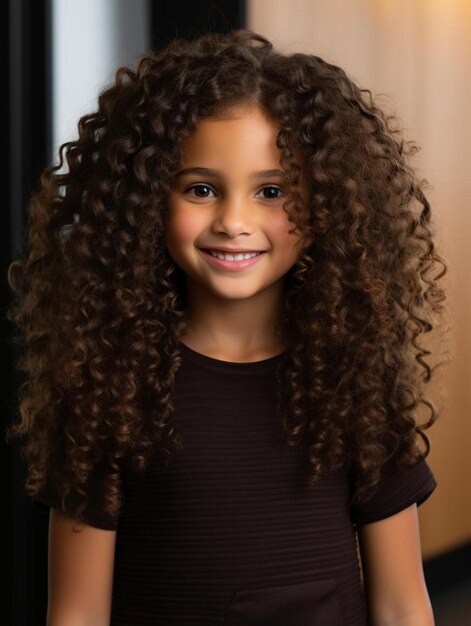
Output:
[185, 184, 285, 200]
[185, 184, 216, 199]
[256, 186, 284, 200]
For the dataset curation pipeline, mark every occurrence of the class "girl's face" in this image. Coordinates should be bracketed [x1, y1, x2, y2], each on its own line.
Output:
[165, 103, 305, 306]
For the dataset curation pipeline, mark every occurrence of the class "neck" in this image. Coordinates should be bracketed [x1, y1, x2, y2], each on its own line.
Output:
[180, 279, 286, 359]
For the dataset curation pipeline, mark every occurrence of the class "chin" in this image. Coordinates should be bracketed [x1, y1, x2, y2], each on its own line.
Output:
[208, 285, 264, 300]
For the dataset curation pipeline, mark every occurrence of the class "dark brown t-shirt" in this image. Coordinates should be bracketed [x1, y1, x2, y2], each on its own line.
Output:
[33, 340, 437, 625]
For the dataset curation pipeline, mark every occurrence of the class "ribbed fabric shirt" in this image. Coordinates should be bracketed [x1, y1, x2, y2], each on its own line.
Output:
[34, 339, 437, 625]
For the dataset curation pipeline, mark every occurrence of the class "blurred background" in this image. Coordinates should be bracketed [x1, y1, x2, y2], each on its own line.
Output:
[2, 1, 469, 624]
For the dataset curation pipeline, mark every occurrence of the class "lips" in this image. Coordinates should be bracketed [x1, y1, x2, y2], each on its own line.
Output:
[199, 247, 266, 272]
[202, 248, 264, 254]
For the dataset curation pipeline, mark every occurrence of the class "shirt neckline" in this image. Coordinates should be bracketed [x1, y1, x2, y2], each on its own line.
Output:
[178, 339, 286, 373]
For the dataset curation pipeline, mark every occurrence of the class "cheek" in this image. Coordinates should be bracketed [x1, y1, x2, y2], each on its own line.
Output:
[271, 210, 300, 251]
[165, 205, 203, 250]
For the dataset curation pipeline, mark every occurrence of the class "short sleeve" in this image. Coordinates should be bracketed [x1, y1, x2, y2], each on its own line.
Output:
[349, 456, 437, 526]
[32, 457, 121, 530]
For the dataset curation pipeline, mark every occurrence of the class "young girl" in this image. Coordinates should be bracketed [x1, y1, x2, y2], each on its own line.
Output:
[7, 28, 448, 626]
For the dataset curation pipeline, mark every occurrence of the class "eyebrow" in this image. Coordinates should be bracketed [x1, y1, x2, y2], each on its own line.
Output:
[174, 167, 285, 180]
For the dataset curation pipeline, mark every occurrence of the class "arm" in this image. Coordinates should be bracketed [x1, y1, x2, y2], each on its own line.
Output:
[46, 508, 117, 626]
[357, 503, 435, 626]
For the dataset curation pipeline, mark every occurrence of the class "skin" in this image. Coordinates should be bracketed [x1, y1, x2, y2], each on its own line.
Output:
[358, 504, 435, 625]
[165, 103, 307, 362]
[47, 509, 116, 626]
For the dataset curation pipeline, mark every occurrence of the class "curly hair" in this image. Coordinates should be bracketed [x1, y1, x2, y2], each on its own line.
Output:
[6, 28, 450, 528]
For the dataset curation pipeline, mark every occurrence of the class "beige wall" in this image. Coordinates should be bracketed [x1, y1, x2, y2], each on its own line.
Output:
[248, 0, 471, 559]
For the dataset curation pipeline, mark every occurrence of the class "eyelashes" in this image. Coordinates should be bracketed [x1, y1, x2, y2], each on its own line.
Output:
[184, 184, 285, 200]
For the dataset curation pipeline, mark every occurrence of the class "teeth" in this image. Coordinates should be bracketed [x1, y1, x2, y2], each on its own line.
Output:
[209, 250, 261, 261]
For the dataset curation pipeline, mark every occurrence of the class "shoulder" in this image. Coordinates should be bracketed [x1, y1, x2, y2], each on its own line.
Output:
[349, 456, 437, 525]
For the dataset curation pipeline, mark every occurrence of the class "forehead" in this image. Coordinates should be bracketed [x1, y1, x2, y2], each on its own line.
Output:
[180, 105, 282, 165]
[177, 104, 310, 197]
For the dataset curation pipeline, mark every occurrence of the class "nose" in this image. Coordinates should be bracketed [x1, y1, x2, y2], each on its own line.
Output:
[210, 193, 255, 237]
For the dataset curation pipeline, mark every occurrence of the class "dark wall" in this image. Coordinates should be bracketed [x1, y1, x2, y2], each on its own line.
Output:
[151, 0, 245, 51]
[3, 1, 53, 624]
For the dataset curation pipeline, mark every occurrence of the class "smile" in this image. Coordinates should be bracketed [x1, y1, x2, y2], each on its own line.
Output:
[208, 250, 260, 260]
[199, 248, 266, 272]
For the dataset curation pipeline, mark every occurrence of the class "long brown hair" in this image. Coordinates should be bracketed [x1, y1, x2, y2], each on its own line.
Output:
[6, 28, 450, 527]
